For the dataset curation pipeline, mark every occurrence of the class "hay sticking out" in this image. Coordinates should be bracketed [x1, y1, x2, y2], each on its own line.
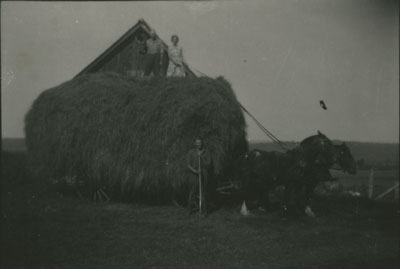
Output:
[25, 73, 248, 202]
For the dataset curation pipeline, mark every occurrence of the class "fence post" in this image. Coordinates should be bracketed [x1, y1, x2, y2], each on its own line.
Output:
[368, 168, 374, 199]
[394, 183, 399, 200]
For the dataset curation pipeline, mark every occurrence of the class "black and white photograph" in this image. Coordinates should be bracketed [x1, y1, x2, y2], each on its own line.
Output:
[1, 1, 399, 268]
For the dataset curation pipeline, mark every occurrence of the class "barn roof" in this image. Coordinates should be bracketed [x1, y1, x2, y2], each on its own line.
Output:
[75, 19, 196, 77]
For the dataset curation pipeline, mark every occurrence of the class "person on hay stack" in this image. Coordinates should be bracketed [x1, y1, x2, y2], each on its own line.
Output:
[167, 34, 186, 77]
[143, 30, 164, 77]
[128, 33, 147, 77]
[187, 136, 212, 217]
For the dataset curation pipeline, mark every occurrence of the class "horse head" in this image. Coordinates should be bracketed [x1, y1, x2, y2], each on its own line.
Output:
[332, 142, 357, 175]
[301, 131, 329, 145]
[300, 131, 335, 166]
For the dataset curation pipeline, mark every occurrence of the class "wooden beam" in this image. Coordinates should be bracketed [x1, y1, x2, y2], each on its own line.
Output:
[375, 183, 400, 200]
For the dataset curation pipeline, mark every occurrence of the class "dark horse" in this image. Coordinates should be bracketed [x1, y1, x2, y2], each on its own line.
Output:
[238, 131, 357, 216]
[284, 132, 357, 216]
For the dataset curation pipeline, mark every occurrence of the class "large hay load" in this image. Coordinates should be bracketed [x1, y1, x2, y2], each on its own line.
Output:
[25, 73, 248, 203]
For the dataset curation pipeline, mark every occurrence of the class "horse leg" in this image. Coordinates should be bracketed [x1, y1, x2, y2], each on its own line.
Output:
[240, 174, 254, 216]
[257, 187, 271, 212]
[283, 183, 295, 213]
[240, 200, 251, 216]
[240, 187, 252, 216]
[304, 205, 315, 217]
[284, 181, 306, 216]
[303, 186, 315, 217]
[304, 179, 319, 217]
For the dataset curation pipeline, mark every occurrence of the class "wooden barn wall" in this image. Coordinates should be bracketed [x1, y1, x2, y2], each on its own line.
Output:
[98, 29, 169, 77]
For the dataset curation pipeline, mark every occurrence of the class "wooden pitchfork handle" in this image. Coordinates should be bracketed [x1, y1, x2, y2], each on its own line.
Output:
[198, 154, 202, 217]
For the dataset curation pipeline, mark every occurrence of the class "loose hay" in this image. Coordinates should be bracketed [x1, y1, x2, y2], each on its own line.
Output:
[25, 73, 248, 203]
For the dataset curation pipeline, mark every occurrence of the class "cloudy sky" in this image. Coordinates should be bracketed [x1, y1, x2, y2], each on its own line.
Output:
[2, 0, 399, 143]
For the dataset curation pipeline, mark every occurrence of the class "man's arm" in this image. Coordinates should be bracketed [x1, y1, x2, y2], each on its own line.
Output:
[180, 47, 185, 64]
[187, 151, 199, 174]
[188, 164, 199, 174]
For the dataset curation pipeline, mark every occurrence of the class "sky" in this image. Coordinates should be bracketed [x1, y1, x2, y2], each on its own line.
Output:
[1, 0, 399, 143]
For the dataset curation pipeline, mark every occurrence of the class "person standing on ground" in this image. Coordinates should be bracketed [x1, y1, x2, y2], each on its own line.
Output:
[167, 35, 186, 77]
[186, 137, 212, 216]
[143, 30, 164, 77]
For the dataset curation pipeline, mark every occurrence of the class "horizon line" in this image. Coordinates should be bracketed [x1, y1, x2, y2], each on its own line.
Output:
[2, 137, 399, 145]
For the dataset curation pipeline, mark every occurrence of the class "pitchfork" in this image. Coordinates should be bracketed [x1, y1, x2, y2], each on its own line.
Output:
[198, 154, 203, 217]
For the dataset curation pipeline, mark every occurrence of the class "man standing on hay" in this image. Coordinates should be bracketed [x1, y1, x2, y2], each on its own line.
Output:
[187, 137, 212, 216]
[143, 30, 164, 77]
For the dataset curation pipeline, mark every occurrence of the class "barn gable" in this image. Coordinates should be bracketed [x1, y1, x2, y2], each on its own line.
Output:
[75, 19, 195, 78]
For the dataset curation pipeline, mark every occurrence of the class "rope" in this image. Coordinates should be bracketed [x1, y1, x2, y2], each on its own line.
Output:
[191, 68, 288, 151]
[239, 104, 288, 150]
[190, 67, 210, 78]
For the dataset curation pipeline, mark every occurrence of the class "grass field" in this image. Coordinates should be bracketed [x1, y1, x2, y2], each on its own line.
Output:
[1, 151, 399, 268]
[330, 170, 399, 201]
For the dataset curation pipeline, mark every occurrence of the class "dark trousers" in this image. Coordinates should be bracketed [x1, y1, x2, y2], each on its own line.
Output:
[143, 53, 161, 77]
[188, 172, 208, 214]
